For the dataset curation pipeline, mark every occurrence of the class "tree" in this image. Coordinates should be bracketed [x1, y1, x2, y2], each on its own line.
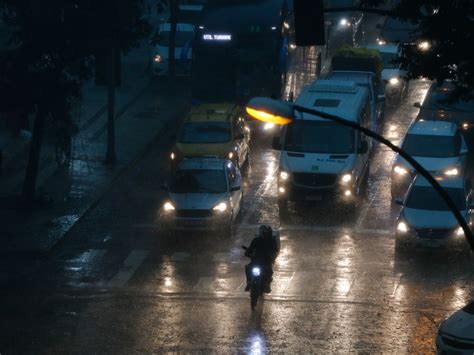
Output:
[0, 0, 151, 202]
[391, 0, 474, 99]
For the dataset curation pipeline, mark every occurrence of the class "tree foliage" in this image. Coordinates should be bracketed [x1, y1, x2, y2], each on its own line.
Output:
[0, 0, 151, 200]
[362, 0, 474, 99]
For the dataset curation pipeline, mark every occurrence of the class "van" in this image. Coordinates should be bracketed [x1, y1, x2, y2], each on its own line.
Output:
[273, 80, 372, 209]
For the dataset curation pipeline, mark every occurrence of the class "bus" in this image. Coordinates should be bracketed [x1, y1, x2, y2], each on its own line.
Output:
[191, 0, 323, 102]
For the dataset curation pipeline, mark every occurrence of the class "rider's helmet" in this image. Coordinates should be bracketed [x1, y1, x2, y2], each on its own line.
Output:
[259, 224, 273, 239]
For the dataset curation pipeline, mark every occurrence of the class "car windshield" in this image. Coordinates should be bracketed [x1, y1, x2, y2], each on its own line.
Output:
[423, 87, 474, 112]
[406, 186, 466, 211]
[380, 51, 399, 69]
[178, 122, 231, 143]
[285, 120, 355, 154]
[170, 169, 227, 193]
[158, 30, 194, 47]
[402, 134, 459, 157]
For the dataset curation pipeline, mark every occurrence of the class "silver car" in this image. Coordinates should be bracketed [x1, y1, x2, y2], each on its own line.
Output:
[160, 158, 243, 233]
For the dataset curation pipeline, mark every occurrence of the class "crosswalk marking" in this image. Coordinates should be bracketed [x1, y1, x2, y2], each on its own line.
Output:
[107, 250, 149, 288]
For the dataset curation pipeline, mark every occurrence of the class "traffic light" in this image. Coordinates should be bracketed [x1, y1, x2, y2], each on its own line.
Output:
[294, 0, 326, 46]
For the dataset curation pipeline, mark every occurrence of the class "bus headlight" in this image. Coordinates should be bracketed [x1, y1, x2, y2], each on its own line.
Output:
[393, 165, 408, 176]
[341, 173, 352, 184]
[280, 171, 290, 181]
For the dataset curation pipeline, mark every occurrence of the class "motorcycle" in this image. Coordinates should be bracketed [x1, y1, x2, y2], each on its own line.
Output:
[242, 246, 267, 310]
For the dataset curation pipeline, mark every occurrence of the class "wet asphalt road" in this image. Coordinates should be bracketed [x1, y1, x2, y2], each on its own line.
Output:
[1, 78, 474, 354]
[2, 16, 474, 355]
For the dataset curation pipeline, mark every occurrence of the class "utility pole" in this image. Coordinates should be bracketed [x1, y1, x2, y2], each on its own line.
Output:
[168, 0, 178, 78]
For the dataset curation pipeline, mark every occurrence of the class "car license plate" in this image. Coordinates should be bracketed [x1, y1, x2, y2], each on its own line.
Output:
[305, 195, 322, 201]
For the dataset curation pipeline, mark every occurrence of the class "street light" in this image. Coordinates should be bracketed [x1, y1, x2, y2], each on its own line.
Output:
[246, 96, 474, 250]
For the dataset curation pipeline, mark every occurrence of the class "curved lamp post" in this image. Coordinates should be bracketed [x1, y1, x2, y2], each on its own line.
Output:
[246, 97, 474, 251]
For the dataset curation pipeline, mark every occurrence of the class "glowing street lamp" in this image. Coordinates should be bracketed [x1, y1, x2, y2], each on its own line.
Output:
[245, 96, 474, 250]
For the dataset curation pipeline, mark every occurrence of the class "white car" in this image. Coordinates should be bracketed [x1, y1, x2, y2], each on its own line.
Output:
[160, 158, 243, 233]
[436, 300, 474, 354]
[391, 120, 469, 199]
[366, 42, 408, 105]
[395, 175, 473, 249]
[152, 22, 194, 76]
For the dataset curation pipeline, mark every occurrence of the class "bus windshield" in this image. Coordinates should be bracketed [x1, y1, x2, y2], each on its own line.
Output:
[284, 120, 355, 154]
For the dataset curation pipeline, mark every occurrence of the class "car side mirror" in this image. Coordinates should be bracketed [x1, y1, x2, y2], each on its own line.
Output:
[377, 94, 385, 102]
[395, 198, 403, 206]
[272, 136, 282, 150]
[160, 183, 169, 191]
[358, 141, 368, 154]
[414, 102, 421, 108]
[235, 133, 245, 140]
[230, 186, 241, 192]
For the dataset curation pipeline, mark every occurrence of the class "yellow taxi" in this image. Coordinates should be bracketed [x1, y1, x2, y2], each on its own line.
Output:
[170, 103, 251, 168]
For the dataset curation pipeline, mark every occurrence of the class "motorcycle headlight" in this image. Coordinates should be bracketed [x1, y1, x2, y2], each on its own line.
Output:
[163, 201, 175, 211]
[444, 167, 459, 176]
[280, 171, 290, 181]
[340, 173, 352, 184]
[213, 202, 227, 212]
[154, 54, 162, 63]
[388, 77, 400, 85]
[393, 165, 408, 176]
[252, 267, 261, 276]
[397, 221, 409, 233]
[170, 152, 176, 160]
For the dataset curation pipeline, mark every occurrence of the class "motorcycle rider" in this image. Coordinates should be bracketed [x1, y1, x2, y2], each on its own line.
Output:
[244, 225, 279, 293]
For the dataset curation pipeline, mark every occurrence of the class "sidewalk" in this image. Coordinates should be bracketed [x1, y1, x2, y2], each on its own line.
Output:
[0, 40, 191, 253]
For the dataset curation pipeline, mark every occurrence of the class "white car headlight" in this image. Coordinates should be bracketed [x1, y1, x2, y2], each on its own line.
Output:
[341, 173, 352, 184]
[388, 77, 400, 85]
[154, 54, 162, 63]
[252, 267, 261, 276]
[163, 201, 175, 211]
[444, 168, 459, 176]
[456, 227, 464, 236]
[393, 165, 408, 176]
[397, 221, 409, 233]
[213, 202, 227, 212]
[280, 171, 290, 181]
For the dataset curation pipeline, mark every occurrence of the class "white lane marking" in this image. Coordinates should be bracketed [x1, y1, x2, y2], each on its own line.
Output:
[107, 250, 149, 288]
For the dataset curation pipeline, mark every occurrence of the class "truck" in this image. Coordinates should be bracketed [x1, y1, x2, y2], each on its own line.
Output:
[326, 45, 386, 133]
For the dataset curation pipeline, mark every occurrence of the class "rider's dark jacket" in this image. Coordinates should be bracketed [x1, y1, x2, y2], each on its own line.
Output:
[245, 235, 278, 264]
